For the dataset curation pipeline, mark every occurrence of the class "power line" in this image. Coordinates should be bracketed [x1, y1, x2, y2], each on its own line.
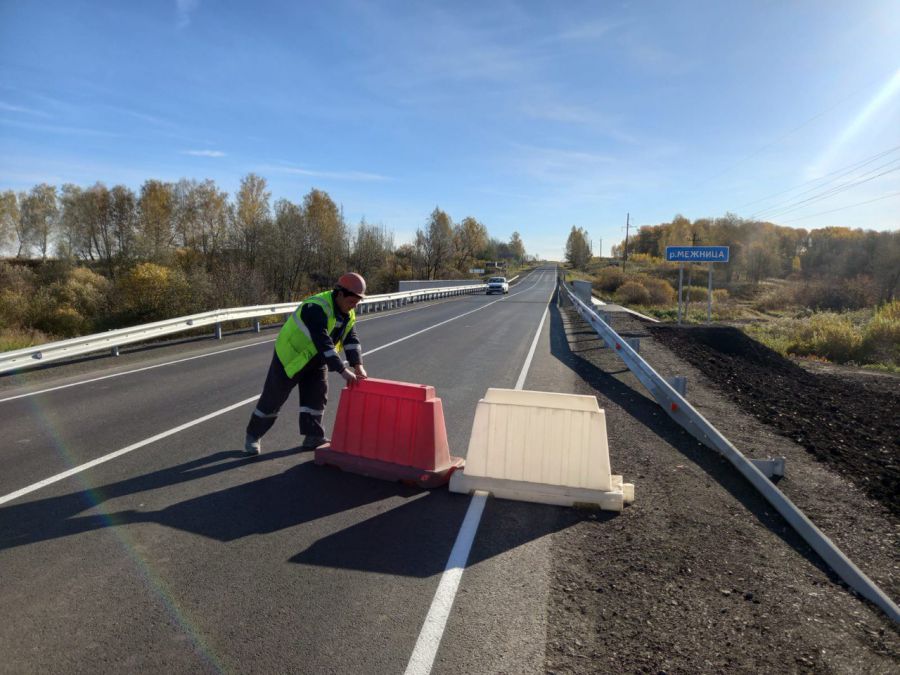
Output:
[738, 143, 900, 209]
[693, 74, 891, 189]
[749, 159, 900, 220]
[779, 191, 900, 223]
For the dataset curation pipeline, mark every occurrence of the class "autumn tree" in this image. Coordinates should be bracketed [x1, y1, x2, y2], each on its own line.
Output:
[508, 231, 526, 263]
[302, 189, 346, 284]
[872, 230, 900, 304]
[109, 185, 137, 267]
[58, 183, 108, 267]
[351, 219, 393, 282]
[233, 173, 271, 266]
[19, 184, 58, 259]
[0, 190, 18, 254]
[192, 180, 229, 263]
[265, 198, 311, 300]
[137, 180, 175, 263]
[452, 216, 487, 271]
[565, 226, 591, 269]
[416, 207, 453, 279]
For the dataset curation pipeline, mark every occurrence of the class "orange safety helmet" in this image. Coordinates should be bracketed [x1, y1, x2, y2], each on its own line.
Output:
[336, 272, 367, 298]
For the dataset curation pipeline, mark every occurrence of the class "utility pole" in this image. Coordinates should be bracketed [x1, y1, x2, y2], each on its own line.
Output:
[624, 213, 630, 262]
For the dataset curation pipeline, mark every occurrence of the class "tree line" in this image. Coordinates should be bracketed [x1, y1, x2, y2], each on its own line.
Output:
[591, 214, 898, 304]
[0, 175, 529, 343]
[0, 175, 529, 294]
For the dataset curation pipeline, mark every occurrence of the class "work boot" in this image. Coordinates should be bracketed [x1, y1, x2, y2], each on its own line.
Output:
[244, 434, 261, 455]
[301, 435, 330, 449]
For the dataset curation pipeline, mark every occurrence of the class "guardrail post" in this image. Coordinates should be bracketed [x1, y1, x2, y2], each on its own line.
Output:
[750, 457, 786, 479]
[666, 375, 687, 396]
[254, 319, 261, 333]
[111, 346, 119, 357]
[625, 337, 640, 353]
[215, 323, 223, 340]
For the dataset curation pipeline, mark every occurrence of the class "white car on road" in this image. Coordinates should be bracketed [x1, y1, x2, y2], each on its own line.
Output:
[486, 276, 509, 294]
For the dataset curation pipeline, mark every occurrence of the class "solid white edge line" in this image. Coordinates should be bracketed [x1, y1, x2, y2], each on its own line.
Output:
[404, 270, 555, 675]
[0, 396, 259, 506]
[0, 340, 276, 403]
[404, 491, 489, 675]
[514, 302, 550, 391]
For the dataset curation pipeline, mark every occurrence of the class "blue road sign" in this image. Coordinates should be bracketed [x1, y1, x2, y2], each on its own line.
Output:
[666, 246, 730, 262]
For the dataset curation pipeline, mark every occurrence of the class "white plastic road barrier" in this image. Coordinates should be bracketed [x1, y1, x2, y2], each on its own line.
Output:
[449, 388, 634, 510]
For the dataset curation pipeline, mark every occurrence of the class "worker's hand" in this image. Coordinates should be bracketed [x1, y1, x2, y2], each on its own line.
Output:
[353, 364, 368, 380]
[340, 368, 358, 387]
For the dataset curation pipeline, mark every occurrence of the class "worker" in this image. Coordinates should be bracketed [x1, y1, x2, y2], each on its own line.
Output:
[243, 272, 369, 454]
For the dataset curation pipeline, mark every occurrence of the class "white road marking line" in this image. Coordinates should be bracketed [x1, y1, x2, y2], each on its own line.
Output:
[403, 491, 488, 675]
[1, 273, 554, 504]
[364, 296, 508, 355]
[404, 272, 554, 674]
[514, 286, 553, 391]
[0, 397, 259, 506]
[0, 341, 275, 403]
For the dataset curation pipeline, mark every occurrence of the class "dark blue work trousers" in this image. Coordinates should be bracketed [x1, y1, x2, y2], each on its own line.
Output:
[245, 352, 328, 441]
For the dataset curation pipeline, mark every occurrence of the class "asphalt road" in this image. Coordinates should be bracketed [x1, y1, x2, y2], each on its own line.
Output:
[0, 266, 575, 674]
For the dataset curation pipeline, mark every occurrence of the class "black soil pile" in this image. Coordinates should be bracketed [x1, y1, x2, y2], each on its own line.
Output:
[648, 324, 900, 517]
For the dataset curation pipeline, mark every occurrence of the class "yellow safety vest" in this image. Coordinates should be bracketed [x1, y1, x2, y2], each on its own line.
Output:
[275, 290, 356, 377]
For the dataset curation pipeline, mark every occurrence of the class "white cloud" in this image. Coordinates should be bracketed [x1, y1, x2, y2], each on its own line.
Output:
[183, 149, 226, 158]
[551, 19, 619, 44]
[518, 98, 640, 145]
[262, 164, 390, 182]
[176, 0, 200, 29]
[0, 102, 50, 118]
[0, 118, 117, 137]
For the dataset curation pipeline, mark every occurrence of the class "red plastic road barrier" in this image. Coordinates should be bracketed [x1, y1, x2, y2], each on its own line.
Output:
[315, 378, 464, 488]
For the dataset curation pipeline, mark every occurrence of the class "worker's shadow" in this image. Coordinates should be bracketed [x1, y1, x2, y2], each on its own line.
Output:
[289, 483, 600, 576]
[0, 449, 410, 551]
[0, 446, 604, 578]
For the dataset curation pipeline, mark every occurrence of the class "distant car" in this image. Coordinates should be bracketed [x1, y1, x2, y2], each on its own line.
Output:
[486, 276, 509, 294]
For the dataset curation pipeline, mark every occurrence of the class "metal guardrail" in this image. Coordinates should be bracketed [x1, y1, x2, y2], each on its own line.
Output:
[0, 283, 487, 375]
[559, 281, 900, 624]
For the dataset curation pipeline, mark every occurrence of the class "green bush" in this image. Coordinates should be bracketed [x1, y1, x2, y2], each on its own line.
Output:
[788, 312, 863, 363]
[861, 301, 900, 365]
[595, 267, 626, 293]
[628, 253, 661, 265]
[643, 277, 675, 305]
[683, 285, 709, 302]
[0, 288, 27, 328]
[66, 267, 110, 321]
[615, 281, 651, 305]
[753, 285, 797, 311]
[0, 327, 52, 351]
[115, 262, 192, 324]
[0, 263, 36, 328]
[795, 277, 877, 311]
[38, 306, 86, 338]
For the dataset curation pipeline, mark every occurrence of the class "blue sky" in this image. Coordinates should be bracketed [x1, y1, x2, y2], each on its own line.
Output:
[1, 0, 898, 260]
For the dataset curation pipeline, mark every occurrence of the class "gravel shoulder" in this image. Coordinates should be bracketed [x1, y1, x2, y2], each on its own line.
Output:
[544, 302, 899, 674]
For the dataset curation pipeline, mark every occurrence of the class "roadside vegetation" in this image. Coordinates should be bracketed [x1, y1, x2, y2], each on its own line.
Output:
[564, 216, 900, 372]
[0, 176, 531, 350]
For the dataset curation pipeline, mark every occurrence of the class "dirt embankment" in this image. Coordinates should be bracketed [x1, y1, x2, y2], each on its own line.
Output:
[647, 324, 899, 517]
[544, 308, 899, 674]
